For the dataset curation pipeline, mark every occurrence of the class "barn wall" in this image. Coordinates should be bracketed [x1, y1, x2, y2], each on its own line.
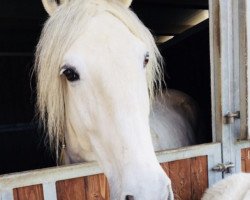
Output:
[12, 157, 208, 200]
[13, 184, 44, 200]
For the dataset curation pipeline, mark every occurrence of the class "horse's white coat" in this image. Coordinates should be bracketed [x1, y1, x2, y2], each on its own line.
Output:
[62, 12, 171, 200]
[37, 0, 197, 199]
[202, 173, 250, 200]
[150, 90, 197, 151]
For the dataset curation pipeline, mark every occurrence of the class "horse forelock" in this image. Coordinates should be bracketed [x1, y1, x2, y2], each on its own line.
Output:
[35, 0, 163, 160]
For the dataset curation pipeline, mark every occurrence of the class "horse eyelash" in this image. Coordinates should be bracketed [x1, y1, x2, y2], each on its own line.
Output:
[59, 65, 77, 75]
[60, 65, 71, 75]
[59, 65, 80, 81]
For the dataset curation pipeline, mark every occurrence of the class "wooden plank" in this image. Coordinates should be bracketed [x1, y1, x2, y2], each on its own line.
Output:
[245, 148, 250, 172]
[163, 159, 208, 200]
[241, 148, 246, 172]
[191, 156, 208, 200]
[104, 178, 110, 200]
[13, 185, 43, 200]
[56, 177, 86, 200]
[168, 158, 192, 200]
[13, 189, 18, 200]
[161, 162, 170, 176]
[241, 148, 250, 172]
[84, 175, 104, 200]
[98, 174, 109, 200]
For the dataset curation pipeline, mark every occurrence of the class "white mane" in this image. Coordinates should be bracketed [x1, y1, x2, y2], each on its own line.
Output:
[35, 0, 163, 158]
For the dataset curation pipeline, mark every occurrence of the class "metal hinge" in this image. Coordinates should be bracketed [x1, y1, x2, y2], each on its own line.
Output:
[224, 111, 240, 124]
[212, 162, 235, 173]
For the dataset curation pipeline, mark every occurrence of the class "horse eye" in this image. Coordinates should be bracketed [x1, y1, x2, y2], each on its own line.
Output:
[60, 67, 80, 82]
[144, 52, 149, 68]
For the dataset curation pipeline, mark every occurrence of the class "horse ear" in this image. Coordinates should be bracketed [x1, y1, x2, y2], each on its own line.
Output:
[42, 0, 68, 15]
[119, 0, 133, 8]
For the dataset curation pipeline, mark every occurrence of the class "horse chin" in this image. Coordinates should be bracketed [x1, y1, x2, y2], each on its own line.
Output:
[118, 185, 173, 200]
[106, 164, 173, 200]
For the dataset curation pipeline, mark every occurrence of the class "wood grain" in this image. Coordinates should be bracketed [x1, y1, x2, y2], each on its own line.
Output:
[241, 148, 246, 172]
[245, 148, 250, 173]
[162, 156, 208, 200]
[56, 177, 86, 200]
[13, 184, 44, 200]
[84, 175, 104, 200]
[98, 174, 110, 200]
[168, 159, 192, 200]
[241, 148, 250, 172]
[161, 162, 170, 176]
[191, 156, 208, 200]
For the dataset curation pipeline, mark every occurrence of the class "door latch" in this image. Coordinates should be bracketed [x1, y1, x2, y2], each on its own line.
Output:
[224, 111, 240, 124]
[212, 162, 235, 173]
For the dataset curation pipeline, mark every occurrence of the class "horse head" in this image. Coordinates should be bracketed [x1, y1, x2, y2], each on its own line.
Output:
[36, 0, 173, 199]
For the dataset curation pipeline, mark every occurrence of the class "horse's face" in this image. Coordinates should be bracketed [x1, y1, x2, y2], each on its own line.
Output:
[62, 12, 171, 200]
[63, 12, 150, 141]
[38, 0, 172, 199]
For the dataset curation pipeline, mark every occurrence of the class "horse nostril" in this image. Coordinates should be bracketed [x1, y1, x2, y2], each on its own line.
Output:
[125, 195, 134, 200]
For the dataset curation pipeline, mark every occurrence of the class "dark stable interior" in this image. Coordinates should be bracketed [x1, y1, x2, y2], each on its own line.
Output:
[0, 0, 210, 174]
[159, 20, 211, 144]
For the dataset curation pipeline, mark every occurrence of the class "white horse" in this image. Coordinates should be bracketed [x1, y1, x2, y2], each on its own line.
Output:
[150, 89, 197, 151]
[202, 173, 250, 200]
[36, 0, 197, 199]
